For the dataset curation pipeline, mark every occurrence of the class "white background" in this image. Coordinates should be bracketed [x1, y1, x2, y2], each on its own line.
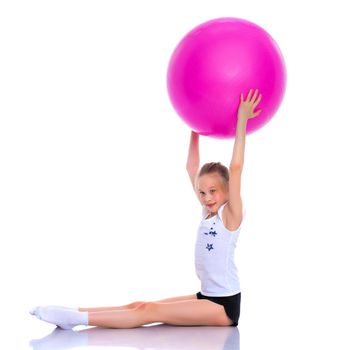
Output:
[1, 0, 349, 349]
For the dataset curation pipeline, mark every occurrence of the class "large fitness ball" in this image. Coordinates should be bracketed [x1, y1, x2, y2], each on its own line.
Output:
[167, 17, 287, 138]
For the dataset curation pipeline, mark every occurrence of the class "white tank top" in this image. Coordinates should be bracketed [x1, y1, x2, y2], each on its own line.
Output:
[194, 201, 244, 296]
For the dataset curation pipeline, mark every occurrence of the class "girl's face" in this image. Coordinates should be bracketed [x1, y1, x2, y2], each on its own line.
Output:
[196, 172, 228, 214]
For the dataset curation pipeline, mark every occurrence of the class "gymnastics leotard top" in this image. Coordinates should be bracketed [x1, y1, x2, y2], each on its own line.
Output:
[194, 201, 245, 297]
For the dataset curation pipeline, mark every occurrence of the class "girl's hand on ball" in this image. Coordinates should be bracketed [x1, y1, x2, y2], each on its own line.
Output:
[238, 89, 262, 121]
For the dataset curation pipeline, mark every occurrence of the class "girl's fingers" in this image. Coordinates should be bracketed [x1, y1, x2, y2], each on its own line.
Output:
[246, 89, 253, 102]
[252, 109, 262, 118]
[241, 89, 261, 106]
[253, 93, 262, 108]
[251, 89, 259, 102]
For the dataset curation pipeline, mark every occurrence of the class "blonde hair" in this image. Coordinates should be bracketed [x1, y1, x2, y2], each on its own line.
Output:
[198, 162, 229, 187]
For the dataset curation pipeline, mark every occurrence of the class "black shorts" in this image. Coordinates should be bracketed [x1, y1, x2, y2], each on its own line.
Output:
[196, 291, 241, 326]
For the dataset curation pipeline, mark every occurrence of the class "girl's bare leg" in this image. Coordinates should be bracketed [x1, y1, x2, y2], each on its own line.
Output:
[78, 293, 197, 312]
[88, 299, 233, 328]
[79, 301, 143, 312]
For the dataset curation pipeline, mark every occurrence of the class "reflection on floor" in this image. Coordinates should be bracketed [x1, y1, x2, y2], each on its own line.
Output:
[29, 323, 240, 350]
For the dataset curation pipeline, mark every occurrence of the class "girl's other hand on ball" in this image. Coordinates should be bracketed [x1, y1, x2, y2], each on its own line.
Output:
[238, 89, 262, 121]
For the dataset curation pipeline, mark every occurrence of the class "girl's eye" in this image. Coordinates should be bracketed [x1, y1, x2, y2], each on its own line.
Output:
[210, 189, 215, 193]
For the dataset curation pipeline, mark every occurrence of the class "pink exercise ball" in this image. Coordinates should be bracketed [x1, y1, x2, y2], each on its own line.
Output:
[167, 17, 287, 138]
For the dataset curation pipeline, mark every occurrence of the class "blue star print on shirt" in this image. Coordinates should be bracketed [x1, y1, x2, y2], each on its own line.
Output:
[206, 243, 214, 251]
[204, 228, 217, 237]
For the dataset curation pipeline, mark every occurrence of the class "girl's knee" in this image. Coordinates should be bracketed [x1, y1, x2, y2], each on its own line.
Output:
[140, 302, 159, 322]
[129, 301, 146, 309]
[137, 301, 156, 311]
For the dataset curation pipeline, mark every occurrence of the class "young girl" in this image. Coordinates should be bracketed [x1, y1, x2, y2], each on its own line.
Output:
[30, 89, 262, 329]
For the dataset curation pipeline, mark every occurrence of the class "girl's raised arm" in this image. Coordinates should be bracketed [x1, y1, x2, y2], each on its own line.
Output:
[227, 89, 262, 217]
[186, 130, 200, 195]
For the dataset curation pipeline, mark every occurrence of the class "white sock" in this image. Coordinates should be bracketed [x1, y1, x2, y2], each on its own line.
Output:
[29, 305, 78, 316]
[34, 306, 88, 329]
